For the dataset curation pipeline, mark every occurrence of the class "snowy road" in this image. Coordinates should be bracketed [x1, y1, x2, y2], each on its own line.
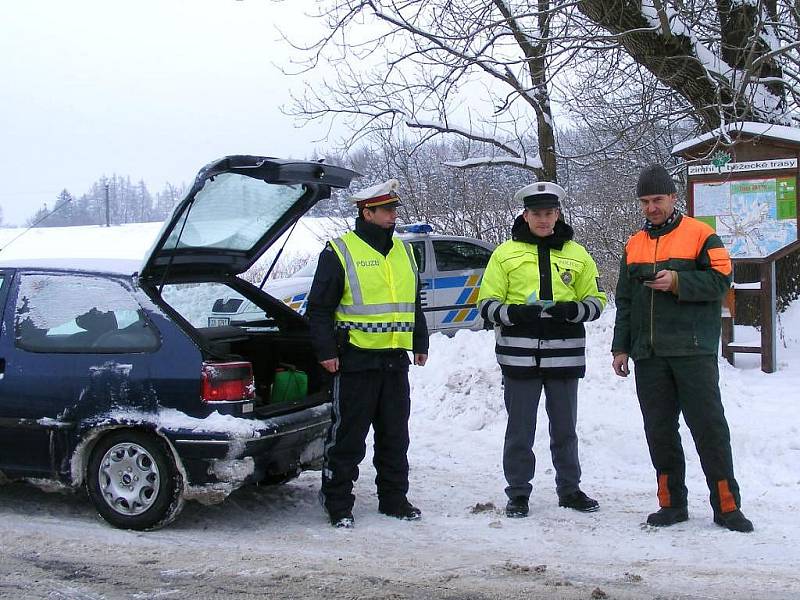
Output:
[3, 471, 794, 600]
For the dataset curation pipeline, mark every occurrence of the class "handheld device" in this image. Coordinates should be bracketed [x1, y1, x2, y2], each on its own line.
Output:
[637, 273, 657, 282]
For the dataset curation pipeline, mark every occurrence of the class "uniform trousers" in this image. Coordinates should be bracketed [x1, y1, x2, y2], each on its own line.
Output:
[503, 375, 581, 500]
[321, 368, 411, 515]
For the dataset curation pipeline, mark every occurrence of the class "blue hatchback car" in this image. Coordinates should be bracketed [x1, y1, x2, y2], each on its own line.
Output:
[0, 156, 357, 530]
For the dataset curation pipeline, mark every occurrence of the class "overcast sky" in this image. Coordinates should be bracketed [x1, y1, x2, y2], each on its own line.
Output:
[0, 0, 335, 226]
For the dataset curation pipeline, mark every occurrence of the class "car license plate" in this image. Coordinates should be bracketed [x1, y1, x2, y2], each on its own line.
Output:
[241, 402, 254, 414]
[208, 316, 231, 327]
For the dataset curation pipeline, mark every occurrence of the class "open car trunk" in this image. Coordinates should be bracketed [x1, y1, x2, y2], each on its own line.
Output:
[147, 275, 329, 418]
[194, 324, 328, 417]
[135, 155, 357, 419]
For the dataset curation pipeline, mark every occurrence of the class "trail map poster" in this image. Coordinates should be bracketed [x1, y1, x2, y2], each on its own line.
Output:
[693, 176, 798, 258]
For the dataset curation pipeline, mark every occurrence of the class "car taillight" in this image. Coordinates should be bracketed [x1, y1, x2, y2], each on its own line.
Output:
[201, 361, 255, 403]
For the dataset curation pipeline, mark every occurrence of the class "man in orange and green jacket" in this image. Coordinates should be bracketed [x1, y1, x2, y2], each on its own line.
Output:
[611, 164, 753, 533]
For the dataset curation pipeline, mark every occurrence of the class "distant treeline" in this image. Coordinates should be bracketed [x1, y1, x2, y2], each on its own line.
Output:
[28, 176, 188, 227]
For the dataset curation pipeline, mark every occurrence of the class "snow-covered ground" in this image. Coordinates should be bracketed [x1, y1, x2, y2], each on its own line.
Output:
[0, 223, 798, 599]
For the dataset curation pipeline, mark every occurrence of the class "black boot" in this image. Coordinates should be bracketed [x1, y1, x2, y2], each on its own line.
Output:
[329, 510, 355, 529]
[379, 499, 422, 521]
[558, 490, 599, 512]
[505, 496, 529, 518]
[714, 509, 754, 533]
[646, 506, 688, 527]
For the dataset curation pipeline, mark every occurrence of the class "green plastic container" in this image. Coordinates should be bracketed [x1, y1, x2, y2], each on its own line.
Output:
[271, 367, 308, 404]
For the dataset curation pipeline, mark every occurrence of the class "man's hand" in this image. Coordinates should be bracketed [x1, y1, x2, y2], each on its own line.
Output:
[544, 301, 580, 321]
[645, 270, 675, 293]
[507, 304, 544, 325]
[612, 352, 630, 377]
[320, 357, 339, 373]
[414, 353, 428, 367]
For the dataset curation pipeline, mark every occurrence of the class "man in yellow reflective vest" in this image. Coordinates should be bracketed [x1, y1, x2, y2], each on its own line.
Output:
[478, 181, 607, 518]
[307, 178, 429, 528]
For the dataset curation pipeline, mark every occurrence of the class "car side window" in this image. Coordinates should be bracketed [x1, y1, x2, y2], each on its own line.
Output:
[409, 241, 426, 272]
[432, 240, 493, 272]
[14, 274, 159, 353]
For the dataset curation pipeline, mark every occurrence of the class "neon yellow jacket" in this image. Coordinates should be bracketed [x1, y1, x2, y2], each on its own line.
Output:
[478, 219, 606, 378]
[329, 231, 418, 350]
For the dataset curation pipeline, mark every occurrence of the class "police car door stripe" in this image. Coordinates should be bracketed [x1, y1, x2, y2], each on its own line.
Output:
[456, 288, 472, 305]
[434, 276, 469, 289]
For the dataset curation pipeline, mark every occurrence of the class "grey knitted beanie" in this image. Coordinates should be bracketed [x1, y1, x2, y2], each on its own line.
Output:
[636, 164, 677, 197]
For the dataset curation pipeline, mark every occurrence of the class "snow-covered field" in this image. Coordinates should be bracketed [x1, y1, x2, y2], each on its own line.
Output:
[0, 223, 798, 599]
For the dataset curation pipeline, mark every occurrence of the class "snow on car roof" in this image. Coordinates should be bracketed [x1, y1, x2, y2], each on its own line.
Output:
[0, 257, 141, 275]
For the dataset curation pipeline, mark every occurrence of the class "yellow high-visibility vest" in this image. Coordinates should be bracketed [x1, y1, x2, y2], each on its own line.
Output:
[330, 231, 417, 350]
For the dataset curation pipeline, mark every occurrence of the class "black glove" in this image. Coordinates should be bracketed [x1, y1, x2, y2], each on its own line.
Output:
[545, 301, 580, 321]
[507, 303, 544, 325]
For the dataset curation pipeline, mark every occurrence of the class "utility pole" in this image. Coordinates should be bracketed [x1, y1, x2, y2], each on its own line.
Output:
[104, 183, 110, 227]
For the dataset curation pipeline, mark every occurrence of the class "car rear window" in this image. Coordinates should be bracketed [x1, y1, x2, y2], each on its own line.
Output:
[163, 173, 307, 252]
[14, 273, 160, 353]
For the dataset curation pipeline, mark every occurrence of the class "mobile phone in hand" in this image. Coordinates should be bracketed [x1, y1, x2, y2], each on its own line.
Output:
[636, 273, 657, 282]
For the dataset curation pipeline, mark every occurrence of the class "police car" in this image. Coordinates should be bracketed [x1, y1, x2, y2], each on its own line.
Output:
[207, 224, 495, 335]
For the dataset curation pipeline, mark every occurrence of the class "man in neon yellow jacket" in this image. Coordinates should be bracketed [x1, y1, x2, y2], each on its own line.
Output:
[478, 181, 606, 518]
[307, 179, 429, 528]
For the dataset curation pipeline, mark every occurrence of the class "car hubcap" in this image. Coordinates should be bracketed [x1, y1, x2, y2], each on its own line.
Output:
[98, 442, 160, 516]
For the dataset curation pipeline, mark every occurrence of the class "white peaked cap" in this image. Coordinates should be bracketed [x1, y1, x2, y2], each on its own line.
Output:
[513, 181, 566, 209]
[351, 178, 402, 208]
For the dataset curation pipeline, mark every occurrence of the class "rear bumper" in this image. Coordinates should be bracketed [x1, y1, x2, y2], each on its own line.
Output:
[162, 403, 331, 492]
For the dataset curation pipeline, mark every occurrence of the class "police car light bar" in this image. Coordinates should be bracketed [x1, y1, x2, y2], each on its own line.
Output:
[396, 223, 433, 234]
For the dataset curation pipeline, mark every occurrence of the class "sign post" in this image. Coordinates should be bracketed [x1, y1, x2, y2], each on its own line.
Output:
[673, 123, 800, 373]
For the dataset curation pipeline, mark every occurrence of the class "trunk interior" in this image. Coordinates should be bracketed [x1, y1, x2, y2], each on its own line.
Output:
[196, 326, 328, 417]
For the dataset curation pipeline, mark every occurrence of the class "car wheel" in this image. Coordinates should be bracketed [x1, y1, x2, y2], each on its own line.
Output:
[86, 430, 184, 530]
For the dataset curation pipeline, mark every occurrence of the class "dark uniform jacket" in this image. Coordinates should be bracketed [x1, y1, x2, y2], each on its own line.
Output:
[612, 213, 732, 360]
[306, 217, 429, 373]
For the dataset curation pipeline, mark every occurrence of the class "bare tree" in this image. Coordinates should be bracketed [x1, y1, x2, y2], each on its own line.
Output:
[284, 0, 797, 172]
[284, 0, 574, 182]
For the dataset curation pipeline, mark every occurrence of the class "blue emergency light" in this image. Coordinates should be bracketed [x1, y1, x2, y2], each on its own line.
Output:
[396, 223, 433, 234]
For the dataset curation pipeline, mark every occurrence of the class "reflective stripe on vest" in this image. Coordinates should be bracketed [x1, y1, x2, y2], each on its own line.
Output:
[330, 231, 417, 350]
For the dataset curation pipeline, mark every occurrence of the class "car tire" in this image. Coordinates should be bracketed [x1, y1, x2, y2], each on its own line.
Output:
[86, 430, 184, 531]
